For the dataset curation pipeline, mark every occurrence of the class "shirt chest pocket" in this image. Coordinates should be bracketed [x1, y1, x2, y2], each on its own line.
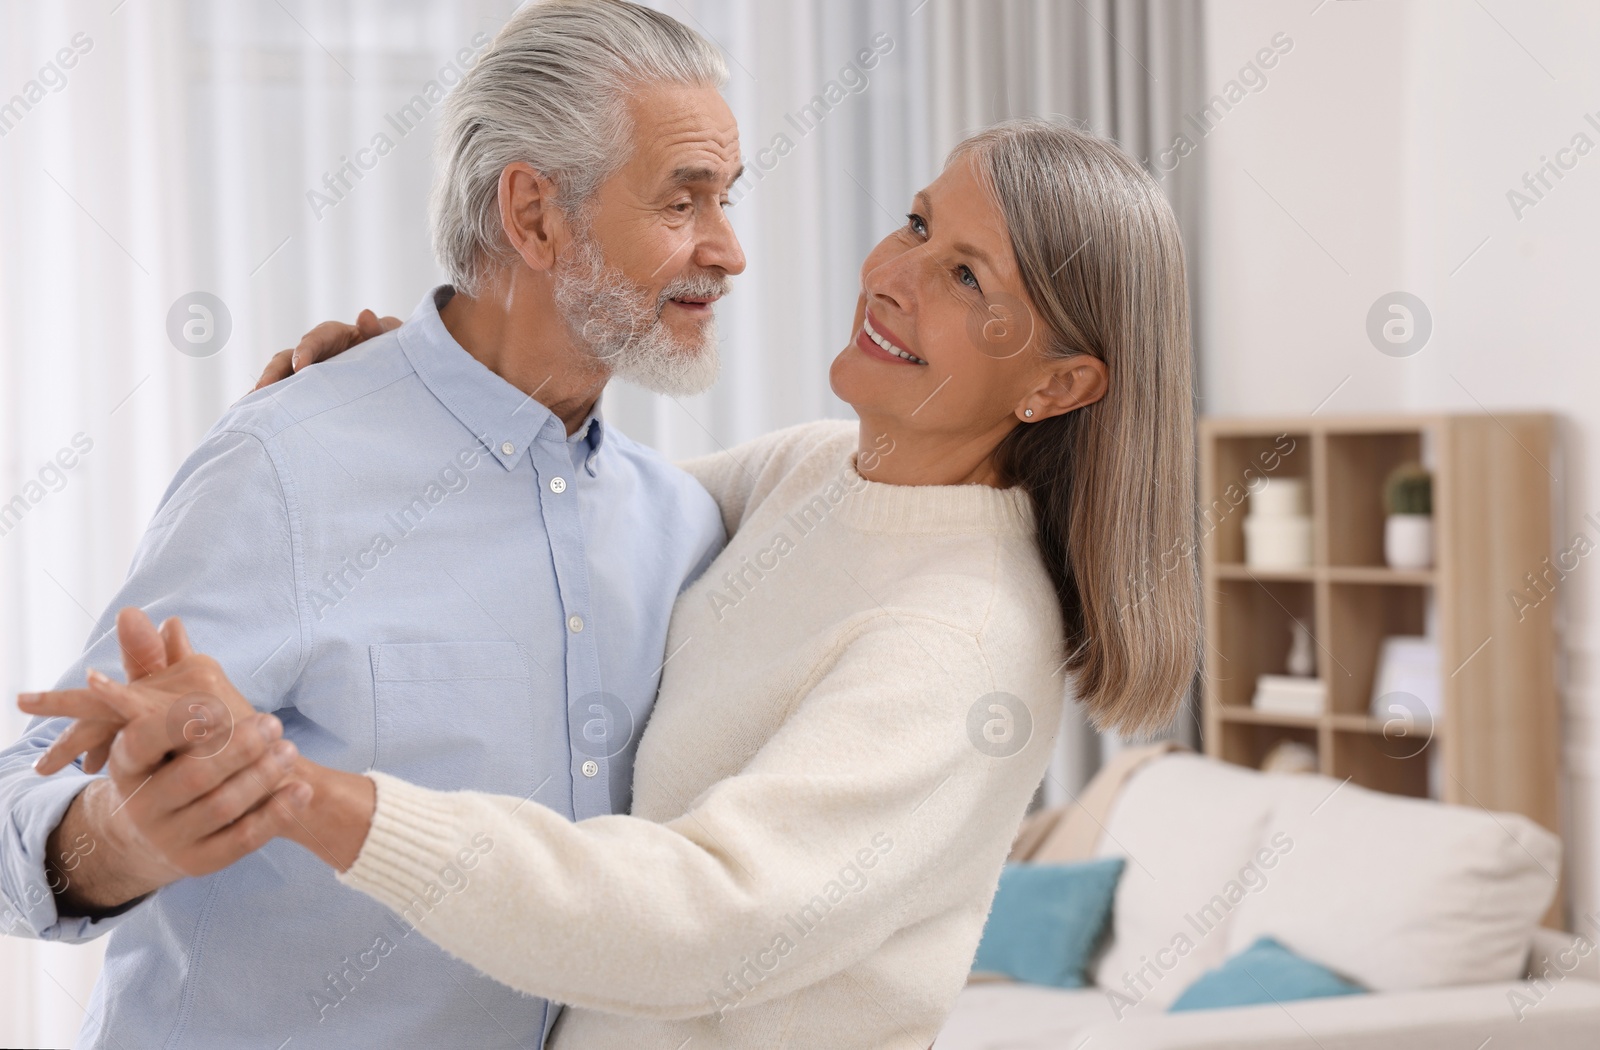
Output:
[370, 641, 540, 795]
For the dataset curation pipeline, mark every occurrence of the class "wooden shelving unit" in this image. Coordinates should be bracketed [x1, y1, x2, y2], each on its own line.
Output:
[1199, 415, 1561, 845]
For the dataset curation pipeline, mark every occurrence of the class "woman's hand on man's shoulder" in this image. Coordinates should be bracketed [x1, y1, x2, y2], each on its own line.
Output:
[252, 309, 401, 391]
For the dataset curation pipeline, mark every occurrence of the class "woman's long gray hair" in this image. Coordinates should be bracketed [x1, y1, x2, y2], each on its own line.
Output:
[955, 119, 1199, 736]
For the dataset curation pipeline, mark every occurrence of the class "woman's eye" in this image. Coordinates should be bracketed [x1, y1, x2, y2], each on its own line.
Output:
[958, 265, 981, 291]
[905, 212, 927, 237]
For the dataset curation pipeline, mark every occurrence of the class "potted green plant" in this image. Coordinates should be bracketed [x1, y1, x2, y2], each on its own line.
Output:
[1384, 463, 1433, 569]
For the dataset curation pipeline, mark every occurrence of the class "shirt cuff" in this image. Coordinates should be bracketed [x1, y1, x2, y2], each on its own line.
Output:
[337, 771, 472, 921]
[1, 773, 143, 942]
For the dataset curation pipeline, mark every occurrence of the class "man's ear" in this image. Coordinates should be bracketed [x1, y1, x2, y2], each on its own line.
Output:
[498, 162, 573, 273]
[1016, 354, 1109, 423]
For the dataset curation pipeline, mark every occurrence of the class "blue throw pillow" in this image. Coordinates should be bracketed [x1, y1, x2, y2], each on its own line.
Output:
[1170, 937, 1365, 1012]
[971, 858, 1124, 988]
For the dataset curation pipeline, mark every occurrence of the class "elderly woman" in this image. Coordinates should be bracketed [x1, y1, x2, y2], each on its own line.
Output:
[29, 112, 1197, 1048]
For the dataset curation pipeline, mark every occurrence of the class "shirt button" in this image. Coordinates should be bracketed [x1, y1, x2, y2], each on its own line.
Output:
[581, 760, 599, 778]
[549, 476, 567, 494]
[567, 615, 584, 633]
[501, 441, 515, 456]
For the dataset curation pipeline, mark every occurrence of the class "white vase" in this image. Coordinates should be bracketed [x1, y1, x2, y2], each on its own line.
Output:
[1385, 514, 1433, 569]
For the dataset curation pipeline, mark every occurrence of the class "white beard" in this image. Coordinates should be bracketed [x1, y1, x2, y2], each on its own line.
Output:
[552, 235, 727, 397]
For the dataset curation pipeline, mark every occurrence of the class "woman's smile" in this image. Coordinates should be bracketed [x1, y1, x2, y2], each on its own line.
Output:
[855, 311, 928, 365]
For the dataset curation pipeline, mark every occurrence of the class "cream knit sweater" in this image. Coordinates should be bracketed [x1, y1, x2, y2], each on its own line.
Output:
[339, 420, 1068, 1048]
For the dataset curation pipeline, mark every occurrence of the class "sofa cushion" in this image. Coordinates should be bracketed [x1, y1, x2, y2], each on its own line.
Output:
[1224, 771, 1562, 991]
[972, 859, 1124, 987]
[1090, 753, 1281, 1015]
[1170, 935, 1365, 1011]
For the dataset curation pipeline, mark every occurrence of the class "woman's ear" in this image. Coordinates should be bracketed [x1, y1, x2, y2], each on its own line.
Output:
[498, 162, 572, 274]
[1015, 354, 1109, 423]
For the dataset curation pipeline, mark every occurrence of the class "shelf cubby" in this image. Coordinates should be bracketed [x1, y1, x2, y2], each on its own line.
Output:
[1205, 431, 1313, 566]
[1325, 430, 1425, 567]
[1325, 582, 1427, 717]
[1219, 719, 1319, 773]
[1330, 727, 1431, 799]
[1211, 577, 1316, 710]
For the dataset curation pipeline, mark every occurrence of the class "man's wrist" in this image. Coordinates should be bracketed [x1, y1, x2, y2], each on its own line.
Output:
[47, 779, 170, 917]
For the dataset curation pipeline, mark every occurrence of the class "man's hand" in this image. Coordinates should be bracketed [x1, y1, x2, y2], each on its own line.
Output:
[253, 309, 401, 390]
[19, 609, 312, 914]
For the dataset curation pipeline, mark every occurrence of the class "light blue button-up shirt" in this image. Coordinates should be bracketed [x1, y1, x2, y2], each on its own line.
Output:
[0, 287, 725, 1049]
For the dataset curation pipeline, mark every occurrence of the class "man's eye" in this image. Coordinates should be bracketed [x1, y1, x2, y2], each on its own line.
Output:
[905, 212, 927, 237]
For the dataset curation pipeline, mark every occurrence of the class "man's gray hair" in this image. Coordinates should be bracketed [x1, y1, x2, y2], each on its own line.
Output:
[431, 0, 728, 296]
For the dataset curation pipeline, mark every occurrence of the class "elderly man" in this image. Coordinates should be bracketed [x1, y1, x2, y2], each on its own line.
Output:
[0, 1, 744, 1046]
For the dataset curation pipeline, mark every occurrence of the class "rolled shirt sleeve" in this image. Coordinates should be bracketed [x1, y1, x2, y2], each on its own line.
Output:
[0, 427, 304, 942]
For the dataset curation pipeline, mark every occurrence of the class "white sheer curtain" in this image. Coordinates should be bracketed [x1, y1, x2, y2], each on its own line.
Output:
[0, 1, 1200, 1043]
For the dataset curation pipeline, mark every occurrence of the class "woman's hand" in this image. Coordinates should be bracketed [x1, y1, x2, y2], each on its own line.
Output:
[253, 308, 401, 390]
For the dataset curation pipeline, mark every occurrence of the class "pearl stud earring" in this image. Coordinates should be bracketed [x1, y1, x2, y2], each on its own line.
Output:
[1023, 409, 1034, 418]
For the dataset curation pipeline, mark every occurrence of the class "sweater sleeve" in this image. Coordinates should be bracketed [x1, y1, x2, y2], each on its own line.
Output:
[338, 614, 1059, 1020]
[675, 419, 857, 536]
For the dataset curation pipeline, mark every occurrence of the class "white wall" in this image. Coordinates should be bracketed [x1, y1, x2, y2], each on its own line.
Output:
[1201, 0, 1600, 926]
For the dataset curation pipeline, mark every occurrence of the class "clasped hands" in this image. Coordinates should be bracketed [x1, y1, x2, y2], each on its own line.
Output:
[18, 608, 371, 911]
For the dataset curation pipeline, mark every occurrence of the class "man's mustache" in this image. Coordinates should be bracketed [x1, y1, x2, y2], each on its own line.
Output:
[656, 271, 731, 313]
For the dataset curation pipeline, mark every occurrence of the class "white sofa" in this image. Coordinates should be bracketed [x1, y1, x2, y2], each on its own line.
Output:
[935, 753, 1600, 1049]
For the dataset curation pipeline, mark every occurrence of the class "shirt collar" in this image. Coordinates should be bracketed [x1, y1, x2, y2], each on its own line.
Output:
[573, 407, 606, 476]
[397, 286, 605, 474]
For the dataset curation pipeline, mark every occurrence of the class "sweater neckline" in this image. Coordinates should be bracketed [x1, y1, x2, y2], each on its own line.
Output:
[829, 450, 1036, 536]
